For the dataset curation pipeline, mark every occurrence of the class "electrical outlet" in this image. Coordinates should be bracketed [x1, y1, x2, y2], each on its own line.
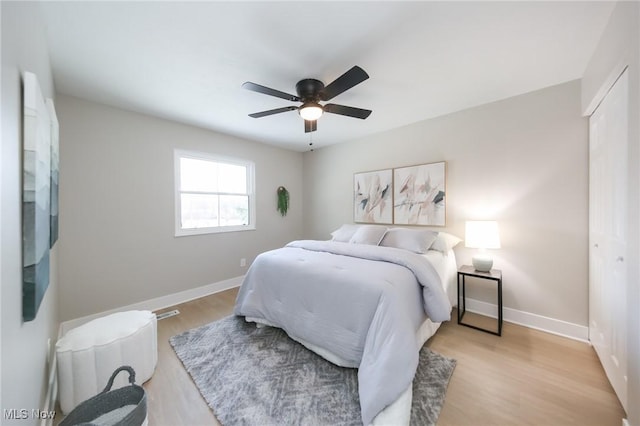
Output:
[240, 258, 246, 267]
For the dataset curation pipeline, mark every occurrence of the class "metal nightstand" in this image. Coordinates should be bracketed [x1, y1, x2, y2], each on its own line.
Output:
[457, 265, 503, 336]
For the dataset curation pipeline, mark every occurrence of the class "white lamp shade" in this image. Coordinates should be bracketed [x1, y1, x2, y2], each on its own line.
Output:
[465, 221, 501, 249]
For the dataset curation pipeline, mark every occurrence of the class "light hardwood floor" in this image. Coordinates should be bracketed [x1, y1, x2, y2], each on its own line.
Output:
[144, 287, 625, 425]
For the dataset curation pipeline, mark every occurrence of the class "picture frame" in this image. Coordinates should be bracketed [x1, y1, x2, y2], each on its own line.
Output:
[354, 168, 393, 224]
[22, 72, 56, 322]
[393, 161, 446, 226]
[47, 98, 60, 248]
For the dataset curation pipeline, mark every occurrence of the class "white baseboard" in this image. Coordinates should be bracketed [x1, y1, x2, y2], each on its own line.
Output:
[59, 278, 588, 342]
[60, 275, 243, 335]
[462, 298, 589, 342]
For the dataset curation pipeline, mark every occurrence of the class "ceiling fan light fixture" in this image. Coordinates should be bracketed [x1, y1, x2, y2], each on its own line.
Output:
[299, 102, 323, 121]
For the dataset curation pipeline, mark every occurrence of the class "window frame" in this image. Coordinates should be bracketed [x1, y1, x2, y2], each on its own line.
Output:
[174, 149, 256, 236]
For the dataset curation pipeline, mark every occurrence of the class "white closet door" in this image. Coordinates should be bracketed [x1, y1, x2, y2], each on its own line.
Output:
[589, 68, 628, 411]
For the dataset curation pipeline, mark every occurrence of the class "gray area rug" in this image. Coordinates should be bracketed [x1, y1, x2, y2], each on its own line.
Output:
[170, 316, 456, 426]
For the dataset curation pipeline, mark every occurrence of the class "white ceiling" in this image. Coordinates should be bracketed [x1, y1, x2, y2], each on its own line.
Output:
[39, 1, 614, 152]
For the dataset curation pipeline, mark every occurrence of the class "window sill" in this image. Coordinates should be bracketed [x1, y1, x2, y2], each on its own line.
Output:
[175, 225, 256, 237]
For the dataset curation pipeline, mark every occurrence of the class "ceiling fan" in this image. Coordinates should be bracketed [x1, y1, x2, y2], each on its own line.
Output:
[242, 65, 372, 133]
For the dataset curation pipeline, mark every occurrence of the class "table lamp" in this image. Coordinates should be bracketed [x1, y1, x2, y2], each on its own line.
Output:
[465, 220, 501, 272]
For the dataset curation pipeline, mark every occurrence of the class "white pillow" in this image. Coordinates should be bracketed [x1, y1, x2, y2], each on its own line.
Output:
[349, 225, 388, 245]
[379, 228, 438, 254]
[430, 232, 462, 253]
[330, 224, 360, 242]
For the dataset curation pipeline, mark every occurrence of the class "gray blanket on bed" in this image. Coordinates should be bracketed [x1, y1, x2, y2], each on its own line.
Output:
[234, 240, 451, 425]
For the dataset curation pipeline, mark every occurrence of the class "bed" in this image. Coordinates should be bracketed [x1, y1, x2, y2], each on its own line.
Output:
[234, 226, 460, 425]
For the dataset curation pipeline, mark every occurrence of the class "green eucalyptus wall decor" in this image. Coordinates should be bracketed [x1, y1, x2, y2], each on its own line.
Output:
[277, 186, 289, 216]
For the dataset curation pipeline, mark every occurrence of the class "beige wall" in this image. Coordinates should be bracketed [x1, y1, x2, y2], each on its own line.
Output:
[57, 95, 304, 321]
[1, 3, 60, 424]
[582, 2, 640, 424]
[303, 80, 589, 327]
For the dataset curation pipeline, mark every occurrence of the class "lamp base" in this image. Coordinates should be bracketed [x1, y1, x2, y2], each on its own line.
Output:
[472, 254, 493, 272]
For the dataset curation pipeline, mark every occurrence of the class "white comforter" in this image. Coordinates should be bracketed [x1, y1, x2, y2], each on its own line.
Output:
[234, 240, 451, 425]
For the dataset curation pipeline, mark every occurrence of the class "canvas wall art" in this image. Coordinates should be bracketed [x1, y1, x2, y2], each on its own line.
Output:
[354, 169, 393, 224]
[47, 98, 59, 248]
[393, 161, 446, 226]
[23, 71, 54, 322]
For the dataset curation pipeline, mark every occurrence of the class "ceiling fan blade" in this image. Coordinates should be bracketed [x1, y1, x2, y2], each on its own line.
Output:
[323, 103, 372, 119]
[320, 66, 369, 101]
[242, 82, 300, 102]
[249, 106, 297, 118]
[304, 120, 317, 133]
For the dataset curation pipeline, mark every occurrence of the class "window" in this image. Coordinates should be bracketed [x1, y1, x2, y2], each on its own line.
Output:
[175, 150, 255, 236]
